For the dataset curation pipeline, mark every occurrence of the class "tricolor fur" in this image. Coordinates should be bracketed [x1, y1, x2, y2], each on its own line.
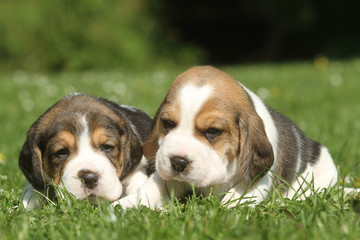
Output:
[19, 94, 152, 209]
[113, 66, 339, 209]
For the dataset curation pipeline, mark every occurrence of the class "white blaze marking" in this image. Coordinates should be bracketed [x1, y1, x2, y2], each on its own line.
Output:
[60, 115, 123, 202]
[178, 85, 213, 134]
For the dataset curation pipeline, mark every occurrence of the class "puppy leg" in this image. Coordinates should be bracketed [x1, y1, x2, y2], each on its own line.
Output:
[121, 157, 150, 195]
[21, 180, 42, 210]
[221, 173, 273, 208]
[113, 172, 189, 209]
[312, 147, 338, 190]
[286, 147, 338, 199]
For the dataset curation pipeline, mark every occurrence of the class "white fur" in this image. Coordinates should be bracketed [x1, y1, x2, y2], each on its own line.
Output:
[59, 117, 122, 204]
[119, 104, 138, 112]
[22, 115, 149, 209]
[114, 80, 342, 210]
[114, 84, 243, 209]
[121, 156, 151, 196]
[221, 87, 339, 206]
[21, 181, 42, 209]
[293, 126, 303, 174]
[155, 85, 240, 187]
[240, 84, 279, 161]
[113, 172, 188, 209]
[219, 84, 279, 206]
[285, 146, 338, 199]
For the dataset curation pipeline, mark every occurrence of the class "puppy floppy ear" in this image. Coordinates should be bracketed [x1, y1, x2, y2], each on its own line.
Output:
[18, 128, 45, 192]
[238, 112, 274, 187]
[142, 98, 167, 163]
[142, 117, 160, 163]
[120, 126, 143, 181]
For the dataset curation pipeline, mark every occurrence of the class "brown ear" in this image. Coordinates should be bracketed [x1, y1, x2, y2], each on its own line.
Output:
[18, 129, 45, 192]
[142, 119, 161, 163]
[120, 126, 143, 181]
[238, 113, 274, 187]
[142, 98, 167, 163]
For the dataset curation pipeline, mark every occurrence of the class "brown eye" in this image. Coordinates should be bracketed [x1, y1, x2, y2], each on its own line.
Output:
[100, 144, 115, 154]
[162, 119, 177, 132]
[55, 148, 70, 160]
[203, 128, 223, 142]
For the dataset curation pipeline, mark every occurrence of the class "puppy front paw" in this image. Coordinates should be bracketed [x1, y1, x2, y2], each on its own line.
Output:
[112, 195, 139, 209]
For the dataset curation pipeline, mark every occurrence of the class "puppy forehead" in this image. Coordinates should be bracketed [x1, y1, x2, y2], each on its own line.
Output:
[169, 66, 252, 110]
[39, 94, 122, 130]
[51, 131, 76, 149]
[47, 113, 120, 152]
[92, 126, 112, 141]
[178, 84, 213, 121]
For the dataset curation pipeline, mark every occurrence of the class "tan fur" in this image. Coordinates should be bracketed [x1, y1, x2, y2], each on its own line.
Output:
[143, 66, 274, 188]
[19, 94, 143, 191]
[43, 131, 77, 185]
[91, 126, 123, 177]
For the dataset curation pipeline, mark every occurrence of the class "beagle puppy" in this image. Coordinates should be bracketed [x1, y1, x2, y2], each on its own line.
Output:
[19, 93, 153, 209]
[113, 66, 338, 209]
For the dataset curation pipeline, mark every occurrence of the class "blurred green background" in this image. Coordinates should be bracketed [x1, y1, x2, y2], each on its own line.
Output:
[1, 0, 360, 72]
[0, 0, 200, 71]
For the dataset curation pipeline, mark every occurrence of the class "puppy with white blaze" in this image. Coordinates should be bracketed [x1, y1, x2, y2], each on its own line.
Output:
[19, 94, 153, 209]
[113, 66, 342, 209]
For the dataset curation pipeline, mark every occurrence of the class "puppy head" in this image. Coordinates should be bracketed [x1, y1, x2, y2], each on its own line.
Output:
[143, 66, 274, 187]
[19, 94, 144, 203]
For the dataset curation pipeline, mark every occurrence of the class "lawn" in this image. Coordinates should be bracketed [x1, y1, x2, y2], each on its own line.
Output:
[1, 59, 360, 239]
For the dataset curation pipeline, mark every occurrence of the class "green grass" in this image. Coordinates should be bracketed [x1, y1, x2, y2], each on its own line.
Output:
[1, 59, 360, 239]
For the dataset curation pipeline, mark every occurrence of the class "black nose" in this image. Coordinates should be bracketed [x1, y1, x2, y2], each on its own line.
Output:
[77, 170, 99, 189]
[170, 156, 189, 173]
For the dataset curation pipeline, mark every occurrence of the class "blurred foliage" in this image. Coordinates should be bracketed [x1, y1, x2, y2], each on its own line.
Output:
[1, 0, 358, 71]
[163, 0, 360, 63]
[0, 0, 202, 72]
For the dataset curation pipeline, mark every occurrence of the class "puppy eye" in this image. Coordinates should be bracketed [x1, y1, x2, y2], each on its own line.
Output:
[55, 148, 70, 159]
[162, 119, 177, 131]
[203, 128, 223, 141]
[100, 144, 115, 153]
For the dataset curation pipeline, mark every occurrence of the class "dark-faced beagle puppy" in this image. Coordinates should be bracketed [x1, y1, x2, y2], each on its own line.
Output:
[113, 66, 340, 209]
[19, 93, 152, 209]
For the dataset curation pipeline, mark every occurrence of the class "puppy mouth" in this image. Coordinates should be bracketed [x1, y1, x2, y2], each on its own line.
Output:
[73, 183, 121, 204]
[76, 191, 105, 200]
[86, 195, 106, 205]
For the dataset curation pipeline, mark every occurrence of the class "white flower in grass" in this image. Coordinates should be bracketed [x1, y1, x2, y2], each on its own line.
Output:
[35, 75, 49, 87]
[9, 205, 18, 213]
[22, 99, 34, 112]
[45, 85, 59, 97]
[13, 70, 28, 84]
[114, 82, 127, 96]
[330, 74, 343, 87]
[344, 176, 352, 184]
[257, 88, 270, 100]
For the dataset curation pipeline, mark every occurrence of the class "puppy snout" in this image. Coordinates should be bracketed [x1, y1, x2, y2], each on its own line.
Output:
[170, 156, 189, 173]
[77, 170, 99, 189]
